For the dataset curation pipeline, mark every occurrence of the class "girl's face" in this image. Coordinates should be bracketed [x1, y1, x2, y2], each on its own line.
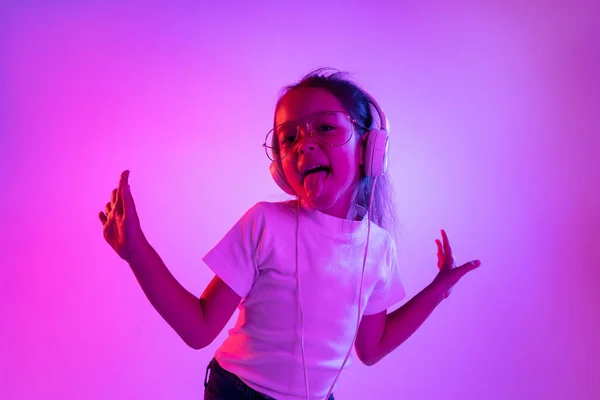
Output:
[274, 87, 365, 220]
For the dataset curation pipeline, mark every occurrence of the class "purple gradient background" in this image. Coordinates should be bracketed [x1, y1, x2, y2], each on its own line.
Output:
[2, 2, 599, 399]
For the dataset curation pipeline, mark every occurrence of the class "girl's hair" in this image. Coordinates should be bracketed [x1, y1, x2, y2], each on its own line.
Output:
[274, 67, 402, 248]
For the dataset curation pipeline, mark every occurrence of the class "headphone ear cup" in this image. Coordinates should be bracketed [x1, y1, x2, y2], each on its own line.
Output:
[364, 129, 389, 177]
[270, 162, 296, 195]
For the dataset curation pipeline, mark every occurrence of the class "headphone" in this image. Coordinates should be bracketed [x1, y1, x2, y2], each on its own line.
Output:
[269, 91, 390, 195]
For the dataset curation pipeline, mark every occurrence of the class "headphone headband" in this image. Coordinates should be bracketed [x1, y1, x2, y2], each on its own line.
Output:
[363, 91, 387, 132]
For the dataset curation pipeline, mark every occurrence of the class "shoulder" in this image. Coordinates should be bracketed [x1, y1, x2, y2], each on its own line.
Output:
[238, 200, 289, 218]
[233, 200, 298, 233]
[365, 222, 396, 255]
[365, 223, 399, 279]
[248, 199, 298, 221]
[254, 199, 298, 214]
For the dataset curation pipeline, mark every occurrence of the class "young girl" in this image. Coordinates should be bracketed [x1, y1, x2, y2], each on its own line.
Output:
[99, 68, 481, 400]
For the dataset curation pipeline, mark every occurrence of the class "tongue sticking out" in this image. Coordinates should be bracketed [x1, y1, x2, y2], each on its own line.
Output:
[304, 171, 327, 198]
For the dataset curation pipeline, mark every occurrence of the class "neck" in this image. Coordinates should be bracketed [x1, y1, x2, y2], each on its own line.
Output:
[341, 182, 362, 220]
[301, 184, 361, 221]
[345, 203, 361, 221]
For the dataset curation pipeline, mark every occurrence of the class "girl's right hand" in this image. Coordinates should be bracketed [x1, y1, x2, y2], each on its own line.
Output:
[99, 170, 147, 262]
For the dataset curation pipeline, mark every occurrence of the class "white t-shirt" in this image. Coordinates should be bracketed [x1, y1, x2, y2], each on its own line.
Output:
[202, 199, 405, 400]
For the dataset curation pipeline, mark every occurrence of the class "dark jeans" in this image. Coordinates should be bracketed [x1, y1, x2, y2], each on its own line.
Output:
[204, 358, 335, 400]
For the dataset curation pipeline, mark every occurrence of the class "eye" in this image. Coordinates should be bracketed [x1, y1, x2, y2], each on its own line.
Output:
[279, 131, 297, 147]
[277, 124, 298, 147]
[280, 135, 296, 146]
[318, 124, 336, 133]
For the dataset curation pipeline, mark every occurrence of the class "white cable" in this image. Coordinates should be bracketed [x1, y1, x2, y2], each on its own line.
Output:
[296, 200, 310, 400]
[297, 177, 378, 400]
[323, 176, 377, 400]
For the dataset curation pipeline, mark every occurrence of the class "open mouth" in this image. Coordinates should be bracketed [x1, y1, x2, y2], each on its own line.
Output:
[302, 166, 330, 181]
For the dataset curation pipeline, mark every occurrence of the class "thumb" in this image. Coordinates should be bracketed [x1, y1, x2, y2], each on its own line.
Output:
[457, 260, 481, 276]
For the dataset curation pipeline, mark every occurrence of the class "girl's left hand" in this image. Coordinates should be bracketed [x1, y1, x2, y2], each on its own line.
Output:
[433, 229, 481, 300]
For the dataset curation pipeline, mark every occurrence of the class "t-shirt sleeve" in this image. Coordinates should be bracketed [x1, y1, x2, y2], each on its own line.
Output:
[363, 238, 405, 315]
[202, 203, 265, 298]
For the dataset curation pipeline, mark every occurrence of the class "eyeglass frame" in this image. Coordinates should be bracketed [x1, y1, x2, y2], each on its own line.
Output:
[261, 110, 369, 162]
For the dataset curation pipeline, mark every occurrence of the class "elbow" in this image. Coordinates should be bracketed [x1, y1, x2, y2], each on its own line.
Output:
[357, 357, 373, 366]
[361, 356, 380, 367]
[355, 348, 380, 367]
[183, 333, 212, 350]
[186, 340, 205, 350]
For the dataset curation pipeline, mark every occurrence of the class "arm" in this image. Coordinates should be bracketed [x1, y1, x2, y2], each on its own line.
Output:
[355, 283, 444, 366]
[355, 228, 481, 365]
[128, 240, 241, 349]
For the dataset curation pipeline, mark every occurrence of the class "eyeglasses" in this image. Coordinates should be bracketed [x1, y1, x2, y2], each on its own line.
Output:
[263, 111, 363, 162]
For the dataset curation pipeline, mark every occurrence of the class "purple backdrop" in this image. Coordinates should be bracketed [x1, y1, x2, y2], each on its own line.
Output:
[2, 2, 598, 399]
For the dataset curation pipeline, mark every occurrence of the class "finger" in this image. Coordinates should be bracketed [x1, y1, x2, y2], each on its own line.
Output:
[435, 239, 443, 255]
[456, 260, 481, 276]
[104, 202, 112, 215]
[118, 170, 130, 190]
[119, 171, 137, 218]
[111, 188, 118, 204]
[115, 170, 129, 213]
[99, 211, 107, 224]
[122, 183, 136, 217]
[435, 239, 444, 269]
[441, 229, 453, 262]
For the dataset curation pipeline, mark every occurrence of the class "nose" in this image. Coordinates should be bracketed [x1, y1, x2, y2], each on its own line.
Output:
[296, 124, 317, 154]
[297, 140, 316, 154]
